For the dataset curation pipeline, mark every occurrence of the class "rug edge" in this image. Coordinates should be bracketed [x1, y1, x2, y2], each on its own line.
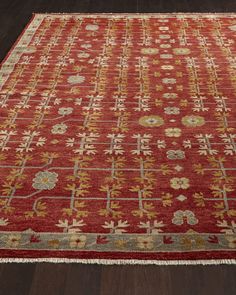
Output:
[32, 12, 236, 16]
[0, 258, 236, 265]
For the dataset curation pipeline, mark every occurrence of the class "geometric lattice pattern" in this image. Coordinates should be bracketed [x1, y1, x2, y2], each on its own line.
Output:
[0, 14, 235, 263]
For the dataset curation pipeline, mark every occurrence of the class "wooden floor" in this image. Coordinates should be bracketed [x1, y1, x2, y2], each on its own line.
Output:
[0, 1, 236, 294]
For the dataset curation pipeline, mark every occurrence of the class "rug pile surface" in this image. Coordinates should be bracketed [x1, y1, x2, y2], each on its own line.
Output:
[0, 13, 235, 264]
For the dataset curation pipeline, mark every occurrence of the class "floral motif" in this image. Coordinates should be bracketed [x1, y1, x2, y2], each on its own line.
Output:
[161, 65, 174, 70]
[164, 107, 180, 115]
[81, 44, 92, 49]
[141, 48, 159, 55]
[225, 236, 236, 248]
[69, 234, 87, 248]
[136, 236, 154, 250]
[182, 115, 205, 127]
[176, 194, 187, 202]
[180, 231, 205, 250]
[85, 24, 99, 31]
[173, 48, 191, 55]
[163, 93, 178, 99]
[159, 26, 169, 31]
[165, 128, 181, 137]
[139, 115, 164, 127]
[170, 177, 190, 189]
[58, 107, 73, 116]
[51, 123, 68, 134]
[32, 171, 58, 190]
[67, 75, 85, 84]
[172, 210, 198, 225]
[78, 52, 90, 58]
[5, 234, 21, 248]
[167, 150, 185, 160]
[160, 44, 171, 48]
[162, 78, 176, 84]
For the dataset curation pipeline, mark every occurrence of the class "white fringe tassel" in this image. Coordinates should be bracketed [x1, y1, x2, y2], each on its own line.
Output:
[0, 258, 235, 265]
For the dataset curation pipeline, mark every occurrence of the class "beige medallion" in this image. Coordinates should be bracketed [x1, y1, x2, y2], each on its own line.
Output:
[139, 115, 164, 127]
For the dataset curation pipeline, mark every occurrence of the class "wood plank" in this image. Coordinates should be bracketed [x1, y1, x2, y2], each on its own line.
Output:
[29, 263, 69, 295]
[64, 264, 101, 295]
[100, 265, 172, 295]
[0, 264, 35, 295]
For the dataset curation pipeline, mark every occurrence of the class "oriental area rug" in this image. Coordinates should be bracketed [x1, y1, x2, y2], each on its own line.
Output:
[0, 13, 236, 265]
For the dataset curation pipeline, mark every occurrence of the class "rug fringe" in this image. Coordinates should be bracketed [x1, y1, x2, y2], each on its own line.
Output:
[0, 258, 235, 265]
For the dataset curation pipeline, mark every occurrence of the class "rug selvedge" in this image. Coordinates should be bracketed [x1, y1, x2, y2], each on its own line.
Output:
[0, 13, 236, 264]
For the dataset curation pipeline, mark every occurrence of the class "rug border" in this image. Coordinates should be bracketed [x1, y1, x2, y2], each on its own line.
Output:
[31, 12, 236, 20]
[0, 12, 236, 266]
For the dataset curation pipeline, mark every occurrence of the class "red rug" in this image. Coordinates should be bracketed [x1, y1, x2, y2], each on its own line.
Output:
[0, 13, 235, 264]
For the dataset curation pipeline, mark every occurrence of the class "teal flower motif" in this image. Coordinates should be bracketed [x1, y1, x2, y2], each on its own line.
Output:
[33, 171, 58, 190]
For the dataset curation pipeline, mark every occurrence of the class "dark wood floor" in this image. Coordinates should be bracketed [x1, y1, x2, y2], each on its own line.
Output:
[0, 1, 236, 294]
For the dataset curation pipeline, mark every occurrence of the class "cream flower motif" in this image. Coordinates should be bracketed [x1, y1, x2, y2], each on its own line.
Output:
[172, 210, 198, 225]
[170, 177, 190, 189]
[139, 115, 164, 127]
[67, 75, 85, 84]
[165, 128, 181, 137]
[162, 78, 176, 84]
[77, 52, 90, 58]
[182, 115, 205, 127]
[6, 234, 21, 248]
[58, 107, 73, 116]
[32, 171, 58, 190]
[167, 150, 185, 160]
[225, 236, 236, 248]
[69, 234, 87, 248]
[51, 123, 68, 134]
[161, 65, 174, 70]
[159, 26, 169, 31]
[175, 165, 183, 172]
[81, 44, 92, 49]
[163, 93, 178, 99]
[176, 194, 187, 202]
[173, 48, 191, 55]
[160, 44, 171, 48]
[85, 24, 99, 31]
[141, 48, 159, 55]
[137, 236, 154, 250]
[164, 107, 180, 115]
